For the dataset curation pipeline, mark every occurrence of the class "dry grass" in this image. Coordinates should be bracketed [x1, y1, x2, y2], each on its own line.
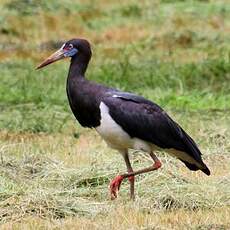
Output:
[0, 111, 229, 229]
[1, 207, 230, 230]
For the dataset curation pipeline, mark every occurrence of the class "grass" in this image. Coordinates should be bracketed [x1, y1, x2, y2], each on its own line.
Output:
[0, 115, 230, 229]
[0, 0, 230, 229]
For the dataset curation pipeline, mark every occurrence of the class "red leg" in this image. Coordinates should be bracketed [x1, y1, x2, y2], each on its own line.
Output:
[128, 173, 135, 200]
[110, 151, 134, 200]
[109, 152, 161, 200]
[124, 153, 135, 200]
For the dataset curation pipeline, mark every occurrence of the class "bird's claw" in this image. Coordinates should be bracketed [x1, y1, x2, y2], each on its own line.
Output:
[109, 175, 124, 200]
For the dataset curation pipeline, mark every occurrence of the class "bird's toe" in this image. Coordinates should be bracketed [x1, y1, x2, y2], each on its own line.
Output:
[109, 175, 124, 200]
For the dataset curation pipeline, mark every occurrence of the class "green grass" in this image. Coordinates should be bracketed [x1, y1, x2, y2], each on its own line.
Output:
[1, 56, 229, 133]
[0, 0, 230, 229]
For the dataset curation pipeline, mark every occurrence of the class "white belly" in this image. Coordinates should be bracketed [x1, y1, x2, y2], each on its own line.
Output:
[95, 102, 152, 152]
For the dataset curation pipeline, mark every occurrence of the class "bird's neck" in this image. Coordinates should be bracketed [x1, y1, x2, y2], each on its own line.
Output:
[68, 55, 89, 79]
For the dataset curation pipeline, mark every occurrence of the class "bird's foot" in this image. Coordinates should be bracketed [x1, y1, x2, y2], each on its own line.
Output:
[109, 175, 124, 200]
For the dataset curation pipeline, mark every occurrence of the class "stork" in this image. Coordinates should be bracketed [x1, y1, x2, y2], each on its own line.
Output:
[37, 38, 210, 200]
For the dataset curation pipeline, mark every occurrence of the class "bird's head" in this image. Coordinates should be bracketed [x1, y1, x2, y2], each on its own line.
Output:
[36, 38, 92, 69]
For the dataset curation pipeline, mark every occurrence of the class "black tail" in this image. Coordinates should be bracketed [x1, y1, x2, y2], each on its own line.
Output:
[164, 113, 211, 176]
[180, 160, 210, 175]
[181, 129, 211, 176]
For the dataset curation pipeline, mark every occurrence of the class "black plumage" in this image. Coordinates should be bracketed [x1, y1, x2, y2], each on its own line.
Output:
[37, 38, 210, 199]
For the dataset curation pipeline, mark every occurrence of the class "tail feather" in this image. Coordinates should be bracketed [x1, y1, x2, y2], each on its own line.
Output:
[180, 129, 211, 176]
[164, 113, 211, 175]
[172, 125, 210, 176]
[201, 166, 211, 176]
[180, 160, 211, 176]
[181, 129, 203, 161]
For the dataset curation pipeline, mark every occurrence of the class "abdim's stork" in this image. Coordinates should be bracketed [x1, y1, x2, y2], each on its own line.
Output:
[37, 38, 210, 200]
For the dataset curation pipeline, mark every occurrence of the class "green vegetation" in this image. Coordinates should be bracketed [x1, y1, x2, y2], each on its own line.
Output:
[0, 0, 230, 229]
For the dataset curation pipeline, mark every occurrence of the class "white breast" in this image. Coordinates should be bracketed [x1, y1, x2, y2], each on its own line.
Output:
[95, 102, 152, 152]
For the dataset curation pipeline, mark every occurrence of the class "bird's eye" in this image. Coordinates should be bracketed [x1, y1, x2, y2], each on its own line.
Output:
[63, 44, 73, 51]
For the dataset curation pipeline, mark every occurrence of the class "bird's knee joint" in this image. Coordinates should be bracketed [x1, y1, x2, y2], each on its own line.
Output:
[154, 160, 162, 169]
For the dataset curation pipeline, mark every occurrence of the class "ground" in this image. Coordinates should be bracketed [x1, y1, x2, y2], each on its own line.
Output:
[0, 0, 230, 229]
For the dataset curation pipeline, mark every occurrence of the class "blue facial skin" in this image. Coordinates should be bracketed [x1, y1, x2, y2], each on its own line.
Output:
[64, 48, 78, 57]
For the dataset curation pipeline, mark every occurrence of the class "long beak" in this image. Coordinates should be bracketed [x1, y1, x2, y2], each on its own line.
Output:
[36, 48, 65, 69]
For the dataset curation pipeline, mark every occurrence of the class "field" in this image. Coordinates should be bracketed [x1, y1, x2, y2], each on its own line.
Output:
[0, 0, 230, 229]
